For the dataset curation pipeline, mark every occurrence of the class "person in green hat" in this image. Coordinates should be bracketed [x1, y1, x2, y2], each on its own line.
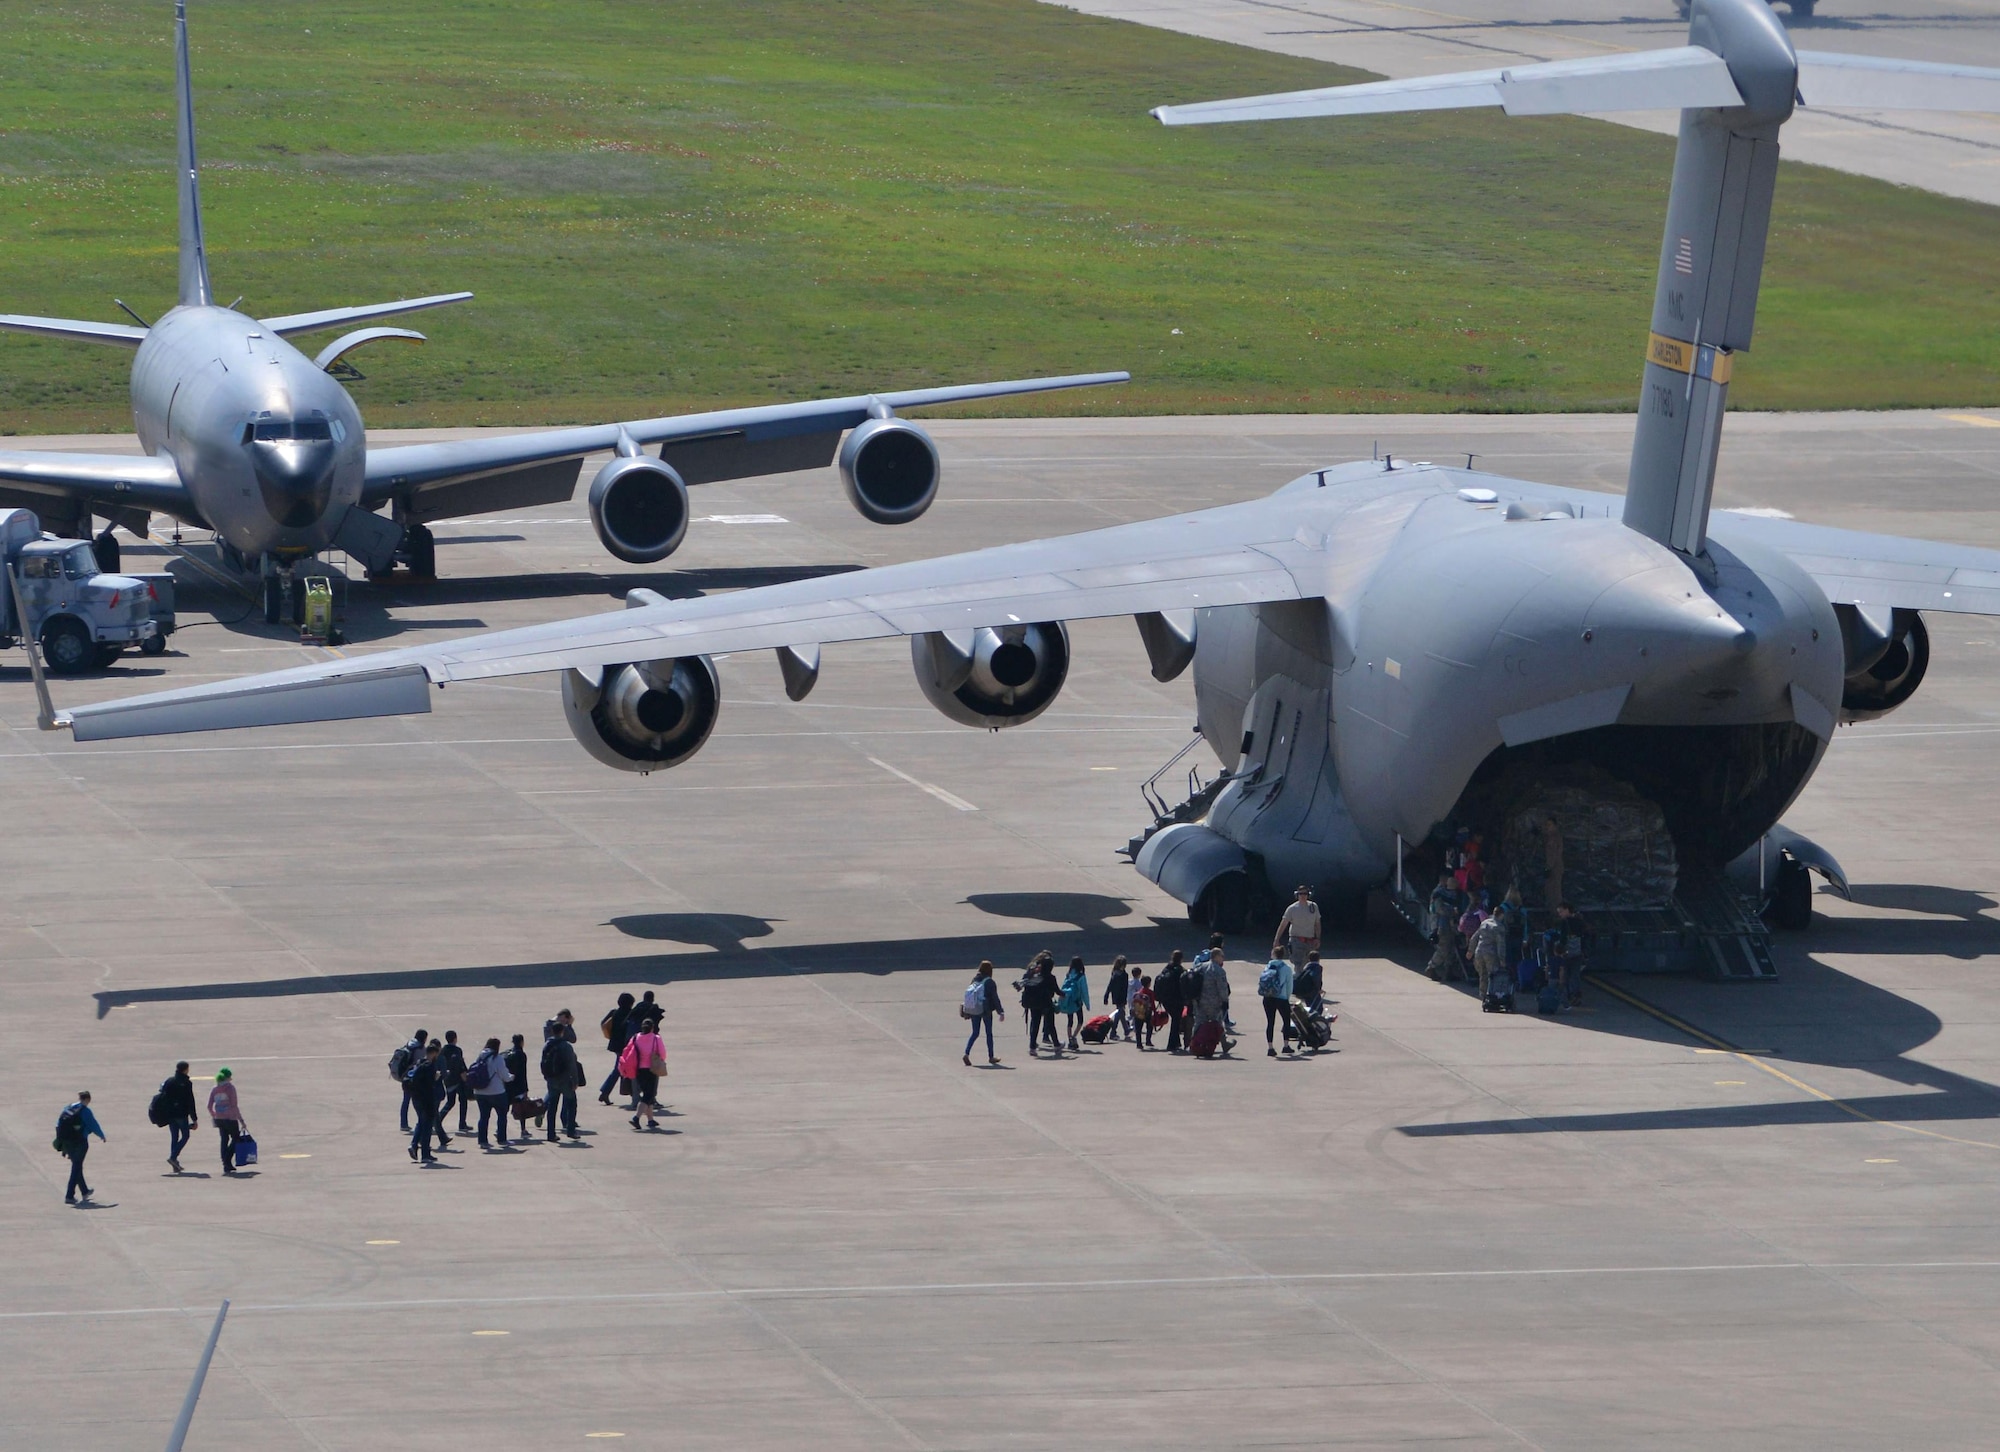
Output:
[207, 1067, 246, 1176]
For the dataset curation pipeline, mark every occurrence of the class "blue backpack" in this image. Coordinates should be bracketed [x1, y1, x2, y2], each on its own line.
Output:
[464, 1054, 496, 1094]
[1257, 961, 1285, 999]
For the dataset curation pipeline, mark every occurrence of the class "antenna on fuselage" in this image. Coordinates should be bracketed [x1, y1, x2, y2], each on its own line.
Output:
[173, 0, 212, 308]
[1151, 0, 2000, 559]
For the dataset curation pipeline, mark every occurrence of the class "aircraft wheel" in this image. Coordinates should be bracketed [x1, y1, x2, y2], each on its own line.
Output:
[92, 528, 120, 574]
[403, 523, 436, 580]
[1767, 858, 1813, 931]
[40, 616, 94, 675]
[263, 575, 283, 625]
[140, 632, 167, 656]
[1201, 873, 1252, 935]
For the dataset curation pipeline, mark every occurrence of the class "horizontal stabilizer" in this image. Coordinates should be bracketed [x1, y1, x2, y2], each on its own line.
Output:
[0, 313, 148, 347]
[63, 665, 433, 742]
[1152, 46, 1742, 126]
[261, 292, 474, 338]
[1796, 51, 2000, 112]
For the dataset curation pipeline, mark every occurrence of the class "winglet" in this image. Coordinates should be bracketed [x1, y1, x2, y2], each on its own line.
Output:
[174, 0, 212, 308]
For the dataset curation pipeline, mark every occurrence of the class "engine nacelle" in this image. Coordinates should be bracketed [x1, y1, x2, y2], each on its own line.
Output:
[561, 656, 719, 773]
[911, 621, 1069, 729]
[588, 455, 690, 564]
[839, 417, 940, 525]
[1837, 604, 1928, 722]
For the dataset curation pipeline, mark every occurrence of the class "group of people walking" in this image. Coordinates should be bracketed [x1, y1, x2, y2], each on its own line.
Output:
[393, 992, 671, 1165]
[52, 1064, 249, 1204]
[962, 895, 1334, 1066]
[1426, 874, 1586, 1012]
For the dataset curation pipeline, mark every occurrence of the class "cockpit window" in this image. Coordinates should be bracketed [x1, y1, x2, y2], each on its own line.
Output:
[244, 416, 335, 443]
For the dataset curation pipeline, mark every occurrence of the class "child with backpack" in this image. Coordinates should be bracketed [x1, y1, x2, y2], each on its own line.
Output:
[961, 961, 1004, 1066]
[1128, 975, 1157, 1050]
[1103, 956, 1130, 1041]
[1058, 957, 1090, 1051]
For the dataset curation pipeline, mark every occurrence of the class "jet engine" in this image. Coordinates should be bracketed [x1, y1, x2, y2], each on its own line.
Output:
[1836, 603, 1928, 722]
[839, 417, 940, 525]
[588, 455, 690, 564]
[561, 656, 719, 772]
[911, 622, 1069, 729]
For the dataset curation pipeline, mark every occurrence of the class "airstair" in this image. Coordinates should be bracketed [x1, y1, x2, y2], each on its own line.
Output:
[1120, 730, 1230, 862]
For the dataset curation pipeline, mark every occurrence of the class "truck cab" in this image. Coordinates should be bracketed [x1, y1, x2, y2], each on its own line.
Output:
[2, 509, 158, 673]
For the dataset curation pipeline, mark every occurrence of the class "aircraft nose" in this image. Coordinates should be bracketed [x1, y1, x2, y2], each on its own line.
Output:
[250, 440, 338, 529]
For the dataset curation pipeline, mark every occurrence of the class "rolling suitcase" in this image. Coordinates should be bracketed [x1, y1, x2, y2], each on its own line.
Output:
[1189, 1021, 1225, 1059]
[1080, 1014, 1114, 1044]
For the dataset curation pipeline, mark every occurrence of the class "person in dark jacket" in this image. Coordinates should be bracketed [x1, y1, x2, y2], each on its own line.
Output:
[1155, 951, 1189, 1053]
[1016, 952, 1062, 1058]
[1295, 952, 1326, 1013]
[438, 1030, 470, 1132]
[599, 993, 636, 1105]
[1103, 956, 1130, 1041]
[961, 961, 1005, 1066]
[56, 1091, 105, 1203]
[404, 1042, 444, 1165]
[397, 1029, 430, 1130]
[542, 1013, 582, 1141]
[505, 1033, 535, 1133]
[159, 1062, 199, 1173]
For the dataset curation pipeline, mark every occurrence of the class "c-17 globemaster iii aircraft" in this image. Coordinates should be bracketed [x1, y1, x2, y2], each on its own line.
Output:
[41, 0, 2000, 959]
[0, 3, 1123, 624]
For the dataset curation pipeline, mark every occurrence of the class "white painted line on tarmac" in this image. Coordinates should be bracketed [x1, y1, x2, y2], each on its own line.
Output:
[867, 756, 977, 812]
[17, 1260, 2000, 1322]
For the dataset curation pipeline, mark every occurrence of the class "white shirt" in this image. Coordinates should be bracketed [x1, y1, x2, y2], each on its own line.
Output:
[1279, 900, 1322, 943]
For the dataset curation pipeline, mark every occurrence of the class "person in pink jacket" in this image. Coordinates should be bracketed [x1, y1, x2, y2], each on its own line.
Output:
[617, 1018, 667, 1130]
[207, 1068, 246, 1176]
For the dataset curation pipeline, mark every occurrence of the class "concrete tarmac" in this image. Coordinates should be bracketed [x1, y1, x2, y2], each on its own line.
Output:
[7, 408, 2000, 1448]
[1051, 0, 2000, 206]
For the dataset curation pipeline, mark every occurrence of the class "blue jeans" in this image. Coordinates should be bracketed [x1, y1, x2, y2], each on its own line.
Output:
[65, 1145, 89, 1199]
[963, 1011, 995, 1059]
[544, 1084, 577, 1136]
[476, 1095, 510, 1145]
[410, 1110, 437, 1161]
[168, 1117, 193, 1162]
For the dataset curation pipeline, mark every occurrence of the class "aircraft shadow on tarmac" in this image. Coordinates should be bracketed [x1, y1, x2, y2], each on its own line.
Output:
[1400, 884, 2000, 1141]
[90, 894, 1190, 1019]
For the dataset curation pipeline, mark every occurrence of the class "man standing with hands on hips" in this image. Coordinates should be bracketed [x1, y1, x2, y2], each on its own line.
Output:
[1275, 885, 1322, 966]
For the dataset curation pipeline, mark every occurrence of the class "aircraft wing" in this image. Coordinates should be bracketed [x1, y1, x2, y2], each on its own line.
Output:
[1710, 512, 2000, 617]
[0, 450, 193, 526]
[260, 292, 475, 338]
[357, 370, 1129, 523]
[57, 491, 1306, 742]
[0, 313, 148, 347]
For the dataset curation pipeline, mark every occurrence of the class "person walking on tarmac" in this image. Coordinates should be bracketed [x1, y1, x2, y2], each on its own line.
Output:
[55, 1091, 104, 1204]
[1258, 955, 1296, 1056]
[470, 1037, 514, 1149]
[1058, 957, 1090, 1051]
[598, 993, 636, 1107]
[619, 1018, 668, 1130]
[405, 1041, 444, 1165]
[1275, 885, 1322, 966]
[1103, 956, 1130, 1041]
[1155, 950, 1189, 1053]
[505, 1033, 534, 1132]
[396, 1028, 430, 1131]
[158, 1061, 198, 1174]
[542, 1014, 582, 1141]
[1016, 953, 1062, 1058]
[961, 961, 1004, 1066]
[208, 1068, 246, 1177]
[437, 1030, 470, 1133]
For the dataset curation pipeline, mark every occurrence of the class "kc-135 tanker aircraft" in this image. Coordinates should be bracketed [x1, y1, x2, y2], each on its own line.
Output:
[0, 3, 1123, 623]
[41, 0, 2000, 940]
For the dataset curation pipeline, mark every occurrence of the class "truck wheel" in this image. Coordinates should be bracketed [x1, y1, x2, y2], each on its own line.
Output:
[40, 617, 94, 675]
[94, 644, 124, 669]
[263, 575, 283, 625]
[140, 632, 167, 657]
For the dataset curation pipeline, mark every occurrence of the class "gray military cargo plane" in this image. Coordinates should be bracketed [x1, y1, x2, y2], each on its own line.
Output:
[38, 0, 2000, 947]
[0, 3, 1123, 624]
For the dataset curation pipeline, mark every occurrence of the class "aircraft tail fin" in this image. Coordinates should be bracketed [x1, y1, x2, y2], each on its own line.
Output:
[1154, 0, 2000, 559]
[173, 0, 211, 308]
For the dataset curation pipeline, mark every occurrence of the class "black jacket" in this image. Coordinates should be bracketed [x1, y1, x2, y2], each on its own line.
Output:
[1104, 967, 1129, 1006]
[630, 995, 663, 1031]
[1155, 963, 1187, 1010]
[439, 1042, 467, 1087]
[503, 1048, 529, 1098]
[404, 1059, 441, 1112]
[541, 1034, 580, 1086]
[1018, 968, 1056, 1011]
[161, 1071, 198, 1122]
[603, 1004, 635, 1053]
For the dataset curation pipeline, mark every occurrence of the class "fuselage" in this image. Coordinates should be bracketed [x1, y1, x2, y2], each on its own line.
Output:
[131, 306, 365, 561]
[1173, 460, 1845, 901]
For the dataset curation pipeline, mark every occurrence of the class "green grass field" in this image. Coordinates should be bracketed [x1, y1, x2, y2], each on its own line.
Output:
[0, 0, 1995, 429]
